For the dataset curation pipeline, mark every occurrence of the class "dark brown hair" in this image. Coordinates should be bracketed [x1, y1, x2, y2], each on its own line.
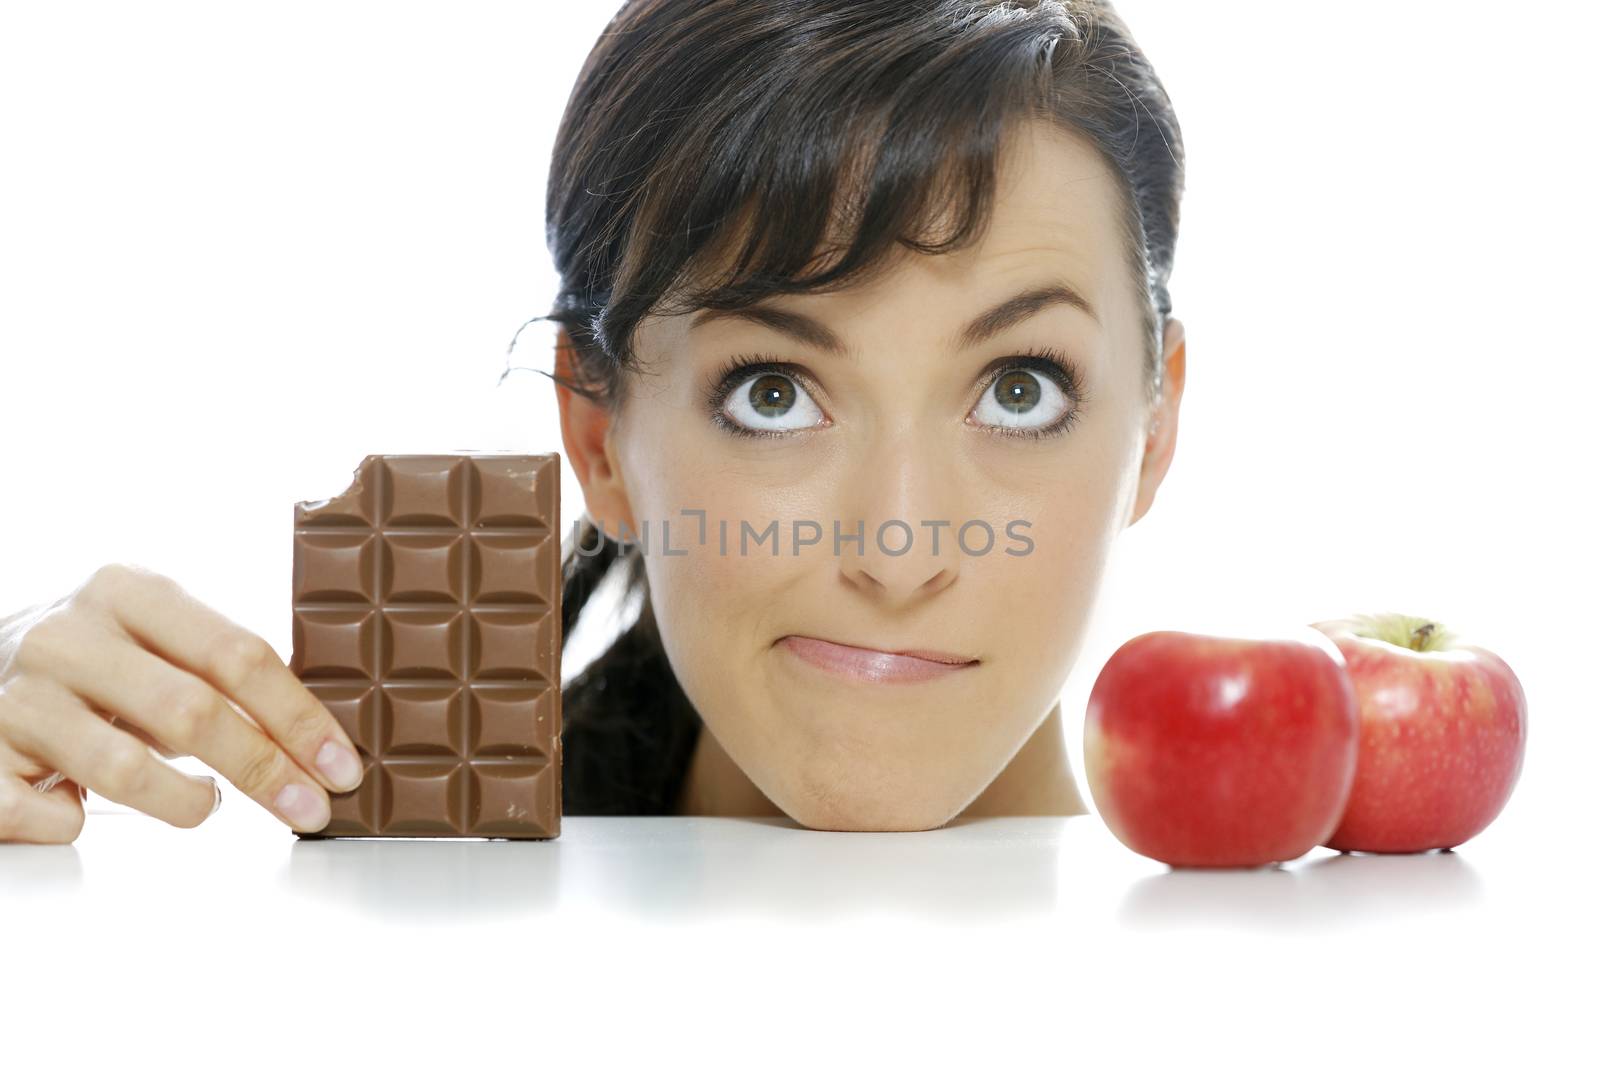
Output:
[517, 0, 1185, 814]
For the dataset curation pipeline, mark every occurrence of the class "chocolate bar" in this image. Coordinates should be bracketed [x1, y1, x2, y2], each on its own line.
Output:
[289, 454, 561, 839]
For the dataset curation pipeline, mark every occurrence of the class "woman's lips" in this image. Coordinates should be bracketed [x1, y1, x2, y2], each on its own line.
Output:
[776, 634, 978, 684]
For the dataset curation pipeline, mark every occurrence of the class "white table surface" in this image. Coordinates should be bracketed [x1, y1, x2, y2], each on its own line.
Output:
[3, 789, 1589, 1063]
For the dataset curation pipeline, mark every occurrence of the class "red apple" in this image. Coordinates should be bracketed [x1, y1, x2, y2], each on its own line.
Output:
[1309, 612, 1527, 853]
[1084, 627, 1359, 868]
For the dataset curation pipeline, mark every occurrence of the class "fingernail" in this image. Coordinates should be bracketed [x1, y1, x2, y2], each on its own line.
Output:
[274, 783, 329, 830]
[315, 740, 363, 791]
[208, 777, 222, 815]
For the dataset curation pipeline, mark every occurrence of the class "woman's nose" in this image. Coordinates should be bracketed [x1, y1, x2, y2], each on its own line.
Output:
[835, 439, 963, 605]
[841, 539, 958, 604]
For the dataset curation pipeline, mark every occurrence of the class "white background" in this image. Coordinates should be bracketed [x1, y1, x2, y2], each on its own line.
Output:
[2, 1, 1596, 1060]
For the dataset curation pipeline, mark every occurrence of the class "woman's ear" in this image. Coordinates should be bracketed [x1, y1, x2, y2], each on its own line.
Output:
[553, 328, 636, 538]
[1127, 316, 1186, 528]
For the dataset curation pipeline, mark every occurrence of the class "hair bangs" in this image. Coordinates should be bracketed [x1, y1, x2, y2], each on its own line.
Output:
[594, 6, 1069, 379]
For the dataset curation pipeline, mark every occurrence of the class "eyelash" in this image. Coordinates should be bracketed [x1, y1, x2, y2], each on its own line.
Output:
[702, 345, 1089, 440]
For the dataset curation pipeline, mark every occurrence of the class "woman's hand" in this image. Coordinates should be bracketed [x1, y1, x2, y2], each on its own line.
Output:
[0, 562, 365, 843]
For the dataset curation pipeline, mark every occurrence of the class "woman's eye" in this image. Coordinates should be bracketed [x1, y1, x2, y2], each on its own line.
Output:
[969, 366, 1071, 432]
[721, 370, 827, 433]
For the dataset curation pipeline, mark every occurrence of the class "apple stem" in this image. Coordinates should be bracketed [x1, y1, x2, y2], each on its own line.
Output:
[1353, 612, 1453, 652]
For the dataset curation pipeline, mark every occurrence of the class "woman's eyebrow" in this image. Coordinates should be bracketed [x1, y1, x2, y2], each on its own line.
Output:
[686, 280, 1099, 358]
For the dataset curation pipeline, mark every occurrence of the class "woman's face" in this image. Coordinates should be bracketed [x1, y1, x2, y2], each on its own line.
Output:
[577, 119, 1182, 830]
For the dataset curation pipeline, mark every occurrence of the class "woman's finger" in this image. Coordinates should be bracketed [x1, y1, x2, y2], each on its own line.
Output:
[92, 708, 181, 760]
[18, 610, 330, 831]
[2, 675, 219, 829]
[74, 564, 362, 796]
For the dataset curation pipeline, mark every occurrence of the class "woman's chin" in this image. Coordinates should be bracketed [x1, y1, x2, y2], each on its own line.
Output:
[769, 773, 966, 833]
[785, 807, 955, 833]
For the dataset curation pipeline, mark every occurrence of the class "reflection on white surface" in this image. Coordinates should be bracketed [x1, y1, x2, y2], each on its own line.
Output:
[283, 837, 565, 923]
[0, 791, 1587, 1064]
[1119, 850, 1485, 931]
[0, 805, 1500, 931]
[281, 814, 1067, 922]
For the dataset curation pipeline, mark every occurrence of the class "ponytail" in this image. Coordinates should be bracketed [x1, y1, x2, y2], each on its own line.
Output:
[558, 515, 703, 814]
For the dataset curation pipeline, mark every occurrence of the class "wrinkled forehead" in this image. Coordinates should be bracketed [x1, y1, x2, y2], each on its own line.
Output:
[973, 120, 1128, 270]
